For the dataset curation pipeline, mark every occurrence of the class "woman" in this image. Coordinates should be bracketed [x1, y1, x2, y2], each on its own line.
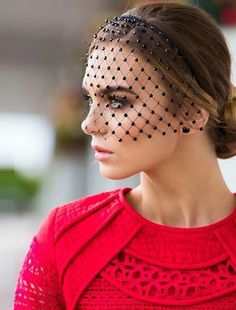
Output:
[14, 2, 236, 309]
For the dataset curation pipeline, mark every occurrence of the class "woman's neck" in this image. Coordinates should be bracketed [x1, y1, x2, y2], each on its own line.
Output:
[126, 160, 236, 228]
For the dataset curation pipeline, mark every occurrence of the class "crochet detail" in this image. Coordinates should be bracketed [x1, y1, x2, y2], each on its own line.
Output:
[14, 236, 65, 309]
[101, 250, 236, 304]
[78, 273, 236, 309]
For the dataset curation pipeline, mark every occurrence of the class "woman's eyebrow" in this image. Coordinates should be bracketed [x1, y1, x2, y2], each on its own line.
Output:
[81, 84, 136, 96]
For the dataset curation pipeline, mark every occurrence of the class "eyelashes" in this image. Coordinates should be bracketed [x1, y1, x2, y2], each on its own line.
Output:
[82, 94, 127, 110]
[110, 96, 126, 109]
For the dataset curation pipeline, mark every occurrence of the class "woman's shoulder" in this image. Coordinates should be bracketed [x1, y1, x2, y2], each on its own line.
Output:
[36, 188, 121, 243]
[55, 188, 120, 230]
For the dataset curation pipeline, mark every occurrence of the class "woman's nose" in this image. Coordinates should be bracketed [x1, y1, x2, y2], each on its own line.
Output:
[81, 106, 107, 137]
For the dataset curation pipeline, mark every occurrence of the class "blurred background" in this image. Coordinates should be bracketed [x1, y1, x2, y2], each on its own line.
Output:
[0, 0, 235, 309]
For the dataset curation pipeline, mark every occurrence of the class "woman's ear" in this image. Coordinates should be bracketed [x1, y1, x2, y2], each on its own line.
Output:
[180, 106, 209, 135]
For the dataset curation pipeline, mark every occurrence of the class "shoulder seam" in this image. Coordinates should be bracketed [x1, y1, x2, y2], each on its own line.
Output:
[54, 188, 121, 239]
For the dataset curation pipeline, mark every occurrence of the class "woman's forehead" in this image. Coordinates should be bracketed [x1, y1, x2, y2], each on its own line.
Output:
[83, 44, 165, 92]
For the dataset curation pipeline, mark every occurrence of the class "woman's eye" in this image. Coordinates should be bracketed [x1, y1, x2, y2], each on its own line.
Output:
[82, 94, 126, 110]
[110, 97, 125, 109]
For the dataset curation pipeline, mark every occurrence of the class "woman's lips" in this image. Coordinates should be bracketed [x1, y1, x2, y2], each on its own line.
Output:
[94, 151, 113, 161]
[91, 144, 113, 153]
[91, 144, 114, 161]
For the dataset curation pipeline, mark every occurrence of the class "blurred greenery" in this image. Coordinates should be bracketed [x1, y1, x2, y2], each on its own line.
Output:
[0, 168, 41, 212]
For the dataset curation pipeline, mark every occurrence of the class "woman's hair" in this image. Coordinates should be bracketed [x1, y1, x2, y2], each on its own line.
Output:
[88, 2, 236, 159]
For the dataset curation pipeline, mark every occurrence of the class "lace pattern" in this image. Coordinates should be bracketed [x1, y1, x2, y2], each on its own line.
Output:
[100, 250, 236, 304]
[78, 273, 236, 309]
[14, 236, 65, 309]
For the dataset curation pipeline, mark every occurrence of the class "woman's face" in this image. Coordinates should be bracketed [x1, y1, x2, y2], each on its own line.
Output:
[81, 43, 181, 179]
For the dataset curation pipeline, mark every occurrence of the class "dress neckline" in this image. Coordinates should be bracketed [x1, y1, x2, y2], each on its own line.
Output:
[119, 186, 236, 233]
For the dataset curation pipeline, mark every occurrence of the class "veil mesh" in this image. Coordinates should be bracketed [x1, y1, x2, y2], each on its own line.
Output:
[81, 15, 205, 142]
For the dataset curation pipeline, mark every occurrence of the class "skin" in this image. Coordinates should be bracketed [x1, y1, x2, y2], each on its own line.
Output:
[81, 43, 236, 228]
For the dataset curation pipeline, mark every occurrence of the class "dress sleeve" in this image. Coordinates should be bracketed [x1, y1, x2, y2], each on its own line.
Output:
[14, 207, 66, 309]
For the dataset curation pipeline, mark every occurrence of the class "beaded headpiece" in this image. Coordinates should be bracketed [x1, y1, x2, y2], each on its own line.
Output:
[81, 15, 205, 142]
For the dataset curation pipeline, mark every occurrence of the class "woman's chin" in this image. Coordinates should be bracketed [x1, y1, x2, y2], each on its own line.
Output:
[98, 165, 136, 180]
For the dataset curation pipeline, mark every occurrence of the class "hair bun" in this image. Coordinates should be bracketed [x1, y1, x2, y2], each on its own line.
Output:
[224, 84, 236, 124]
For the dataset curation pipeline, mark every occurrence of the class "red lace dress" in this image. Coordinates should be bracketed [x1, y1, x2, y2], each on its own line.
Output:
[14, 187, 236, 309]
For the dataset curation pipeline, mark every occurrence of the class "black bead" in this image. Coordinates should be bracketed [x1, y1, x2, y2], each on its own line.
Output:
[182, 127, 190, 133]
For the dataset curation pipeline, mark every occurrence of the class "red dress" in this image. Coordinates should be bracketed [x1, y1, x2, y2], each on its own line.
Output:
[14, 187, 236, 309]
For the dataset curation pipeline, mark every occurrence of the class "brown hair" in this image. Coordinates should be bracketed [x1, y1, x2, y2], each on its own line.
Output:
[89, 2, 236, 159]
